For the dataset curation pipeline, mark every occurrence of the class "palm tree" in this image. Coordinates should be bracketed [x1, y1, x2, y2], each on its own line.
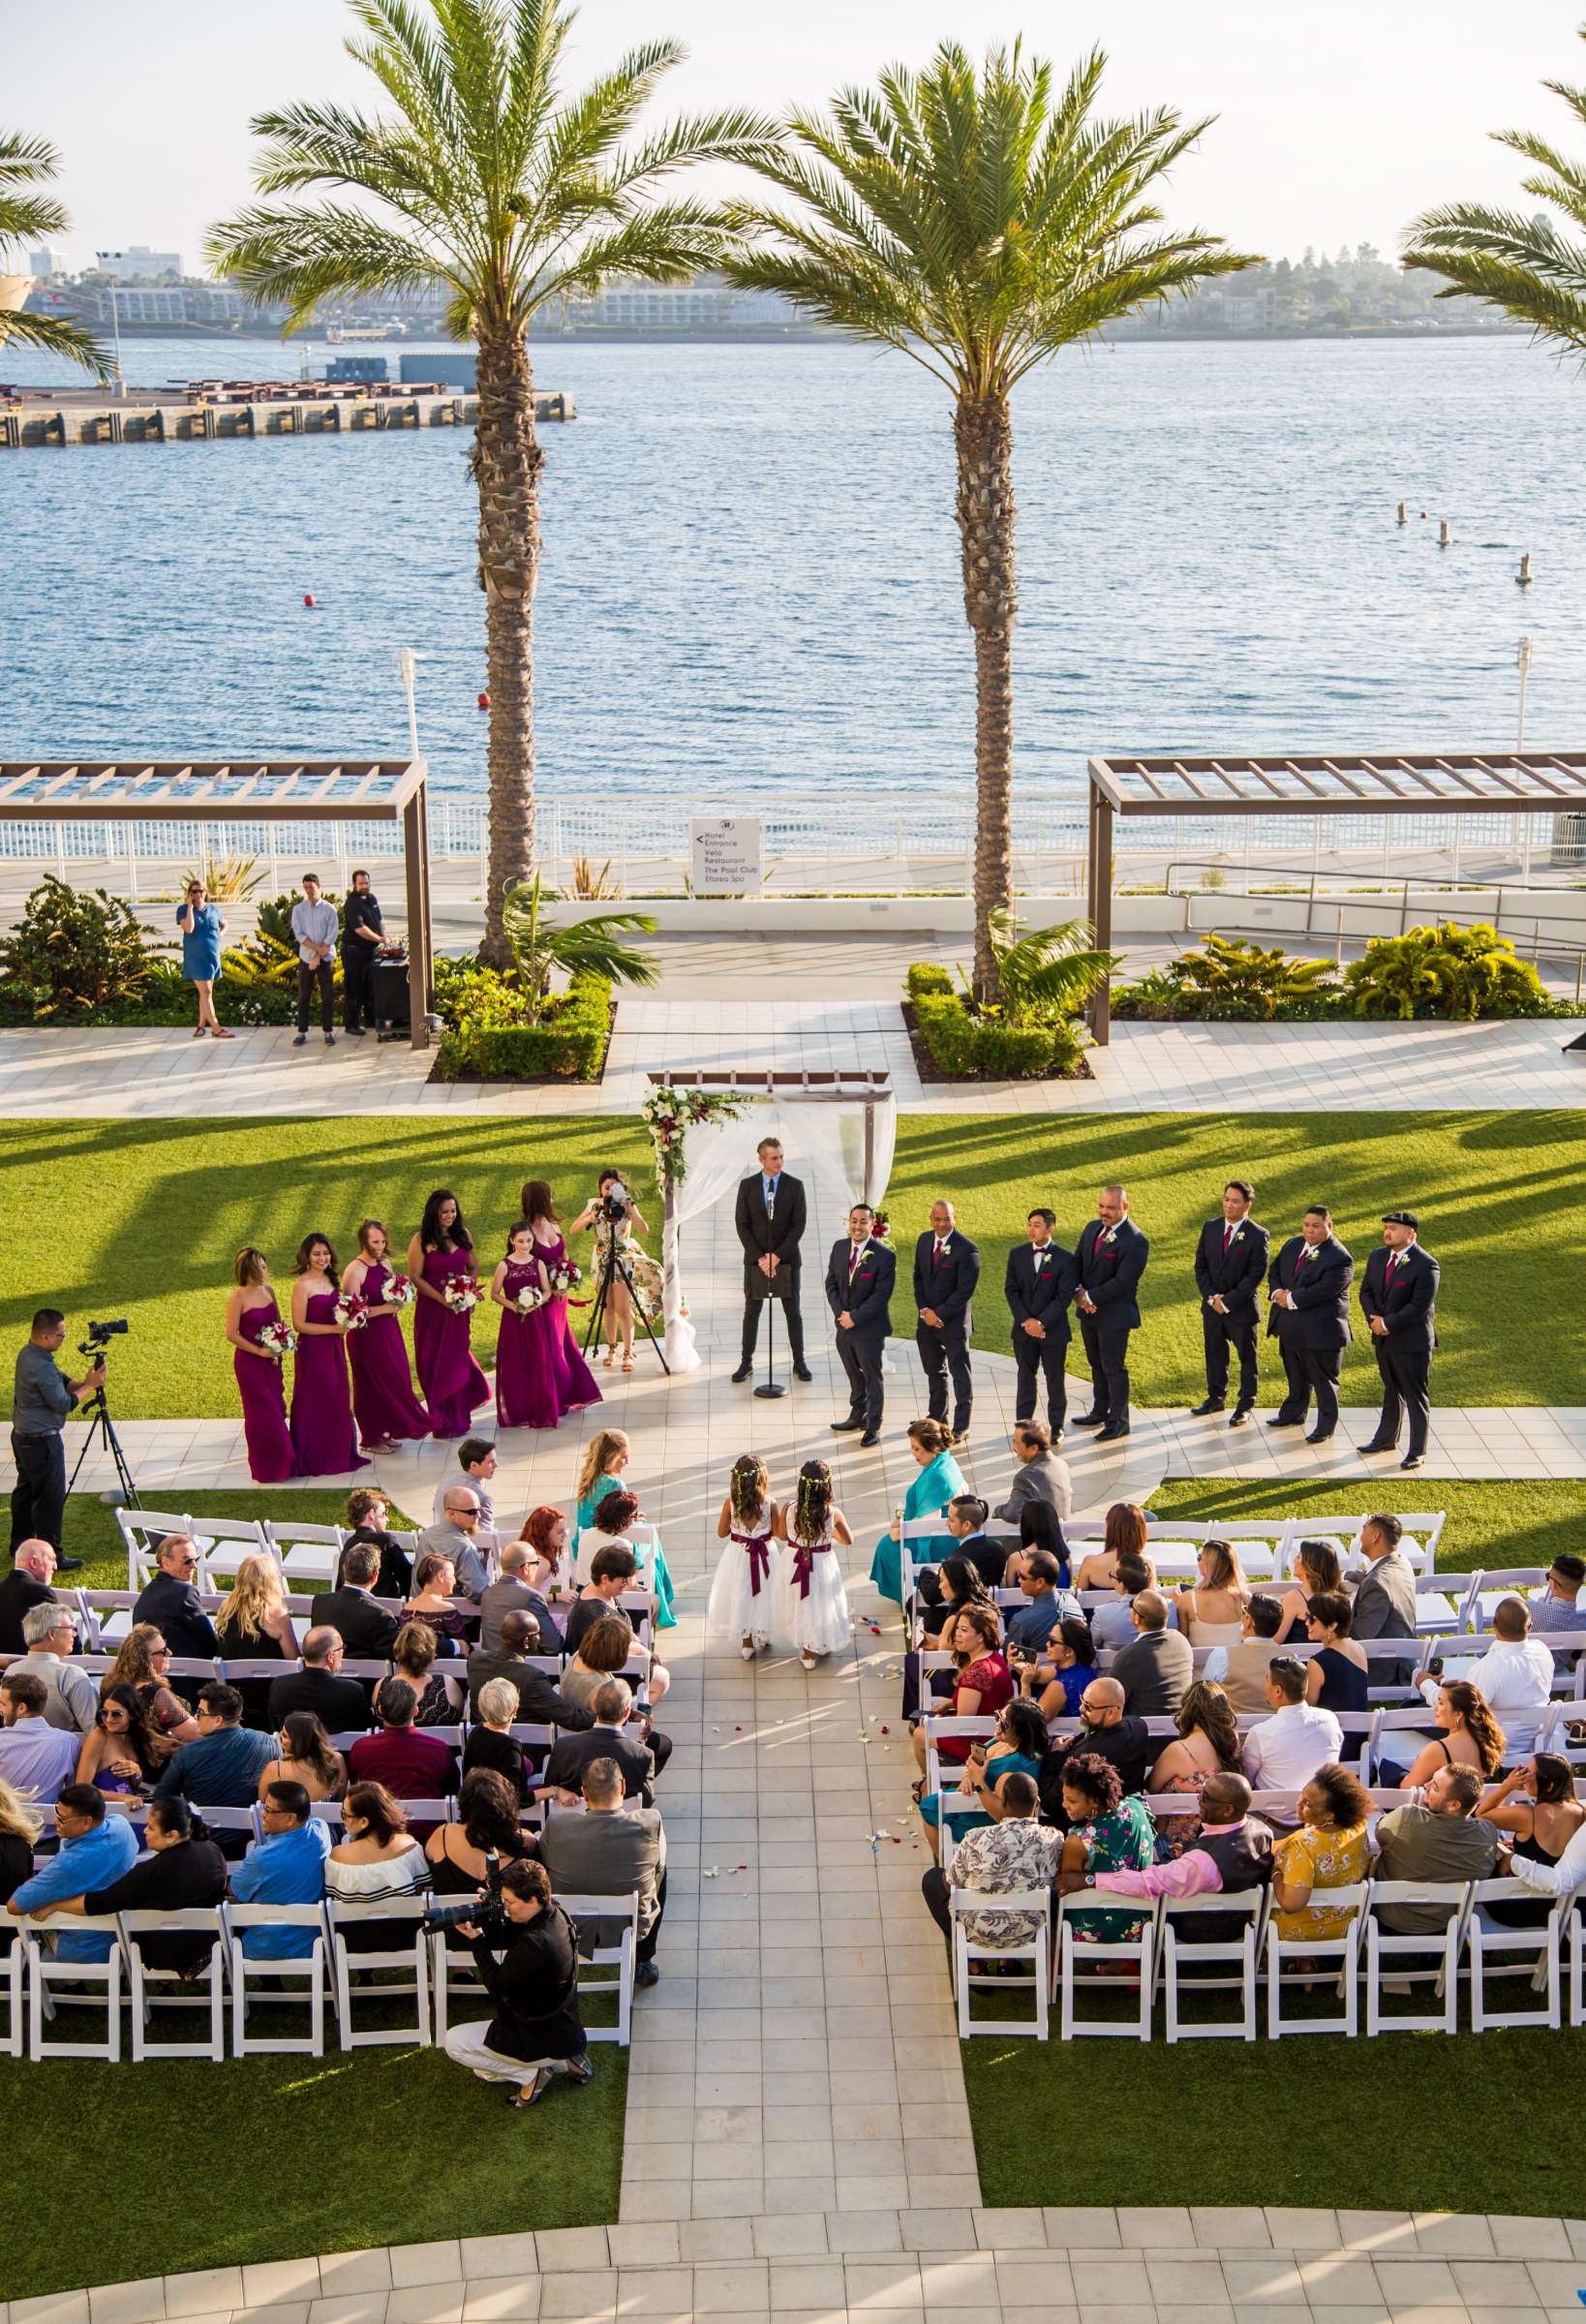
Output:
[984, 911, 1116, 1025]
[722, 42, 1253, 995]
[1404, 30, 1586, 353]
[503, 870, 657, 998]
[0, 133, 108, 374]
[208, 0, 774, 965]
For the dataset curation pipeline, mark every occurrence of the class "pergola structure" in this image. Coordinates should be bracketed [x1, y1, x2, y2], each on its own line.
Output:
[1085, 749, 1586, 1043]
[0, 759, 435, 1049]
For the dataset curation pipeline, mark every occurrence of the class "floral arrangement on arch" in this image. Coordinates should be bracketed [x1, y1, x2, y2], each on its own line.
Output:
[869, 1210, 892, 1241]
[642, 1086, 748, 1193]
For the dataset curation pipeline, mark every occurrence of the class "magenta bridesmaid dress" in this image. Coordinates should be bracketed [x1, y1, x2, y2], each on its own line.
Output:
[348, 1261, 432, 1448]
[413, 1244, 491, 1438]
[234, 1297, 298, 1484]
[495, 1257, 554, 1428]
[289, 1291, 368, 1477]
[521, 1232, 602, 1426]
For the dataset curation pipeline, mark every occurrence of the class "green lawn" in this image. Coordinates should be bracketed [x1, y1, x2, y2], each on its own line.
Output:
[1147, 1477, 1586, 1578]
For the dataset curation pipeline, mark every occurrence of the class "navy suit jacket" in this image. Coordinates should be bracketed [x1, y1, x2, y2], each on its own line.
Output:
[826, 1237, 895, 1341]
[1077, 1217, 1148, 1332]
[1005, 1240, 1078, 1344]
[1266, 1234, 1354, 1350]
[913, 1229, 980, 1332]
[1194, 1217, 1270, 1316]
[1359, 1243, 1439, 1354]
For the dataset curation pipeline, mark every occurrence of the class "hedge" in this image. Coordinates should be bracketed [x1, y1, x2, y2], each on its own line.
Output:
[909, 982, 1077, 1080]
[434, 971, 612, 1082]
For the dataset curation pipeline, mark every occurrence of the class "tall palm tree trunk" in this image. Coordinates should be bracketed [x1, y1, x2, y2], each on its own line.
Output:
[473, 325, 543, 966]
[955, 392, 1017, 998]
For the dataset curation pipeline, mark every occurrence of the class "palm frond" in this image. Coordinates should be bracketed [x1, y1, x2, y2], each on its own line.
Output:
[989, 912, 1118, 1020]
[0, 303, 111, 376]
[0, 129, 108, 377]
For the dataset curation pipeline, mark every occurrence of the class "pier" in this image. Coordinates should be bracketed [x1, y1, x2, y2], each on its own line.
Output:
[0, 381, 573, 446]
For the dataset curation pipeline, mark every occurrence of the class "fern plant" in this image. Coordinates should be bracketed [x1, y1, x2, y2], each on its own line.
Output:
[1343, 923, 1549, 1021]
[503, 872, 658, 1004]
[977, 913, 1117, 1027]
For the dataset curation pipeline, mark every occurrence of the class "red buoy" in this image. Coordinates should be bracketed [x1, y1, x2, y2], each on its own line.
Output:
[303, 593, 316, 608]
[476, 690, 491, 711]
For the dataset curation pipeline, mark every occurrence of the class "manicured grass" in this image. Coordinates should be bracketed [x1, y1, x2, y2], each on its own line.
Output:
[57, 1489, 420, 1593]
[1147, 1477, 1586, 1578]
[0, 2041, 626, 2298]
[3, 1110, 1582, 1417]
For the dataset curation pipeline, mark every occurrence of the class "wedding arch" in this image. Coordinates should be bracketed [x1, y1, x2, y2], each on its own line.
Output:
[644, 1070, 898, 1371]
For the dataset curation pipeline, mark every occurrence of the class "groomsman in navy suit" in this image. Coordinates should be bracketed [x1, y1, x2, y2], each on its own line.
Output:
[1191, 1178, 1270, 1427]
[1359, 1209, 1440, 1472]
[1005, 1208, 1078, 1438]
[1266, 1205, 1353, 1446]
[912, 1200, 980, 1442]
[827, 1204, 896, 1447]
[1073, 1185, 1149, 1444]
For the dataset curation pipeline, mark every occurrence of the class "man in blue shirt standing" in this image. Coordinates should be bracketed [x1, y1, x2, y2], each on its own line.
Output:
[229, 1782, 330, 1958]
[290, 874, 340, 1050]
[7, 1784, 138, 1961]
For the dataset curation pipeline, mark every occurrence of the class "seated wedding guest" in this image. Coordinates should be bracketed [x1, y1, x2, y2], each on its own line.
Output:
[1528, 1552, 1586, 1636]
[561, 1614, 636, 1718]
[1075, 1502, 1148, 1594]
[991, 1422, 1072, 1529]
[266, 1626, 372, 1734]
[0, 1778, 39, 1910]
[574, 1431, 678, 1627]
[68, 1796, 228, 1975]
[1478, 1752, 1586, 1925]
[916, 1494, 1000, 1605]
[920, 1556, 996, 1647]
[1272, 1538, 1343, 1645]
[1466, 1598, 1555, 1754]
[1204, 1594, 1287, 1713]
[324, 1782, 430, 1944]
[518, 1505, 576, 1606]
[426, 1766, 536, 1932]
[432, 1437, 498, 1533]
[229, 1780, 330, 1958]
[318, 1544, 401, 1661]
[5, 1783, 137, 1959]
[76, 1685, 163, 1796]
[1268, 1762, 1373, 1942]
[538, 1755, 666, 1985]
[461, 1678, 534, 1805]
[910, 1605, 1012, 1784]
[1005, 1500, 1076, 1594]
[1019, 1617, 1098, 1726]
[258, 1710, 347, 1803]
[564, 1544, 672, 1704]
[1089, 1553, 1173, 1655]
[440, 1856, 594, 2107]
[101, 1628, 198, 1757]
[133, 1535, 219, 1664]
[1149, 1679, 1243, 1793]
[1381, 1679, 1506, 1790]
[153, 1683, 277, 1814]
[0, 1673, 80, 1804]
[1303, 1592, 1369, 1738]
[468, 1608, 594, 1729]
[480, 1538, 563, 1656]
[394, 1619, 466, 1725]
[542, 1678, 662, 1805]
[920, 1769, 1061, 1944]
[215, 1553, 298, 1728]
[1174, 1541, 1250, 1650]
[869, 1420, 965, 1607]
[918, 1697, 1048, 1858]
[1348, 1514, 1418, 1655]
[404, 1552, 474, 1652]
[415, 1490, 493, 1604]
[1054, 1755, 1156, 1942]
[13, 1601, 97, 1731]
[1035, 1678, 1152, 1826]
[0, 1538, 62, 1656]
[1240, 1659, 1342, 1795]
[1373, 1763, 1499, 1931]
[1091, 1771, 1272, 1919]
[348, 1679, 457, 1817]
[1111, 1592, 1194, 1717]
[336, 1486, 412, 1599]
[1004, 1551, 1077, 1654]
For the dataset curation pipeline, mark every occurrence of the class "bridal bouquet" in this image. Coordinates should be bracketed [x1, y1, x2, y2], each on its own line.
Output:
[443, 1273, 482, 1315]
[258, 1319, 296, 1360]
[333, 1289, 368, 1331]
[547, 1260, 583, 1298]
[384, 1272, 417, 1308]
[514, 1282, 546, 1315]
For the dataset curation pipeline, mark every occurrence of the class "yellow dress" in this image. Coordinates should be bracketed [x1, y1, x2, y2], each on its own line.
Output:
[1271, 1819, 1370, 1941]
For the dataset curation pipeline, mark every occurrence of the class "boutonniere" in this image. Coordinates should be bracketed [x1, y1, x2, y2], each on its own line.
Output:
[1099, 1227, 1115, 1246]
[1230, 1231, 1243, 1246]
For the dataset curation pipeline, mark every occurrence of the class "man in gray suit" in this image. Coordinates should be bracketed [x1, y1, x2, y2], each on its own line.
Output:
[1349, 1513, 1418, 1684]
[535, 1755, 666, 1986]
[991, 1421, 1073, 1527]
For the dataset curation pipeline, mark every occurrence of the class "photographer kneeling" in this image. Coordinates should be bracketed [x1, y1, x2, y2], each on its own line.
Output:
[438, 1857, 594, 2108]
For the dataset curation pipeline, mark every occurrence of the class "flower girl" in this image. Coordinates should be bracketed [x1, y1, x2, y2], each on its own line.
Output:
[774, 1457, 854, 1670]
[707, 1452, 780, 1660]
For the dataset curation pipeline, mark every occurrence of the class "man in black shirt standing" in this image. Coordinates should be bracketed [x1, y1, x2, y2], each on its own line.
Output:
[340, 869, 384, 1036]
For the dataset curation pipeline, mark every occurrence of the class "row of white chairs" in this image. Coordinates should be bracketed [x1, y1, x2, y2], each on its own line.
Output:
[977, 1567, 1576, 1645]
[1, 1887, 640, 2063]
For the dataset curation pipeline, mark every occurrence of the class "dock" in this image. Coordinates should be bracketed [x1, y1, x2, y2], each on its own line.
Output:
[0, 382, 573, 447]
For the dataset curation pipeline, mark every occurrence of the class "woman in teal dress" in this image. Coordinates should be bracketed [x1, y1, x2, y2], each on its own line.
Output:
[573, 1426, 677, 1629]
[1057, 1755, 1157, 1942]
[918, 1697, 1047, 1857]
[869, 1418, 965, 1605]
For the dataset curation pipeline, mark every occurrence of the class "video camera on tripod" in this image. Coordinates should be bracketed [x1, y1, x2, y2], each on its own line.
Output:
[78, 1318, 129, 1360]
[67, 1318, 138, 1510]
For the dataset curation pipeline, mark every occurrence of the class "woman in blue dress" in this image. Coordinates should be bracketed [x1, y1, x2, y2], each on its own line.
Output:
[573, 1427, 677, 1630]
[175, 877, 233, 1040]
[869, 1418, 966, 1605]
[917, 1697, 1047, 1858]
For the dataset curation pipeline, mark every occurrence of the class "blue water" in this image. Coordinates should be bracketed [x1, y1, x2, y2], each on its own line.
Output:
[3, 332, 1583, 803]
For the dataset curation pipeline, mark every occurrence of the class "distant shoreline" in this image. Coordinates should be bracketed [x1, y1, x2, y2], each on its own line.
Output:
[29, 320, 1524, 351]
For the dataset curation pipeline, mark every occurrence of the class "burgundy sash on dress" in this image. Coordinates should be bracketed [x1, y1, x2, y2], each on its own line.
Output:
[731, 1530, 772, 1595]
[790, 1541, 829, 1600]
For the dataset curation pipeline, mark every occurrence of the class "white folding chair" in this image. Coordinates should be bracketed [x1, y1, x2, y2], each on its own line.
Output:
[120, 1909, 227, 2060]
[225, 1903, 329, 2055]
[223, 1656, 300, 1693]
[1158, 1886, 1268, 2043]
[23, 1919, 125, 2059]
[429, 1925, 487, 2040]
[117, 1506, 194, 1589]
[559, 1888, 639, 2046]
[952, 1887, 1051, 2039]
[1361, 1704, 1437, 1783]
[186, 1514, 275, 1587]
[325, 1894, 431, 2048]
[264, 1518, 346, 1588]
[0, 1930, 24, 2058]
[1362, 1880, 1469, 2035]
[1413, 1574, 1471, 1636]
[1567, 1897, 1586, 2028]
[1056, 1889, 1154, 2041]
[922, 1715, 997, 1875]
[1464, 1876, 1564, 2032]
[1266, 1881, 1367, 2037]
[1397, 1514, 1448, 1575]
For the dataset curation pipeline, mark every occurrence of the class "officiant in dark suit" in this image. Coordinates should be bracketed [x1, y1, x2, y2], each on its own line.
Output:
[827, 1204, 895, 1445]
[1004, 1208, 1077, 1437]
[732, 1137, 811, 1383]
[1266, 1205, 1353, 1446]
[1359, 1210, 1440, 1471]
[912, 1200, 980, 1440]
[1191, 1178, 1270, 1426]
[1073, 1185, 1149, 1444]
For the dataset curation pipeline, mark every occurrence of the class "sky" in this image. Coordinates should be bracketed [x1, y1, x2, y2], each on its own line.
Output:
[9, 0, 1584, 272]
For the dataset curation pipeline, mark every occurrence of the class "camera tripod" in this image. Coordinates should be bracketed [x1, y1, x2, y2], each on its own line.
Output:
[66, 1372, 141, 1510]
[581, 1223, 671, 1377]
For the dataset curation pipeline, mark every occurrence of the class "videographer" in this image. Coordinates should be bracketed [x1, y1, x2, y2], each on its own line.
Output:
[9, 1309, 107, 1570]
[438, 1857, 595, 2108]
[568, 1170, 662, 1374]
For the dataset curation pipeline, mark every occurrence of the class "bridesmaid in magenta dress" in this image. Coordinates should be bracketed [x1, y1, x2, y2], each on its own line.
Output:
[521, 1180, 602, 1425]
[492, 1220, 556, 1427]
[407, 1188, 491, 1439]
[342, 1218, 432, 1452]
[226, 1246, 298, 1484]
[288, 1233, 368, 1478]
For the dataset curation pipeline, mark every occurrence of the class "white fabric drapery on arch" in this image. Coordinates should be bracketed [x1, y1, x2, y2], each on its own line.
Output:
[658, 1088, 898, 1372]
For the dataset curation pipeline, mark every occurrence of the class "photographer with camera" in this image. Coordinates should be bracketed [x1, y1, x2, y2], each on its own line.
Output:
[569, 1170, 663, 1373]
[436, 1856, 595, 2108]
[9, 1309, 114, 1570]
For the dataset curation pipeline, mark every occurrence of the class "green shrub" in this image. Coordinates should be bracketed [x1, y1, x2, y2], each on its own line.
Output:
[1343, 922, 1550, 1021]
[0, 877, 158, 1019]
[435, 969, 611, 1081]
[975, 1017, 1068, 1076]
[911, 988, 1082, 1079]
[906, 962, 954, 1000]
